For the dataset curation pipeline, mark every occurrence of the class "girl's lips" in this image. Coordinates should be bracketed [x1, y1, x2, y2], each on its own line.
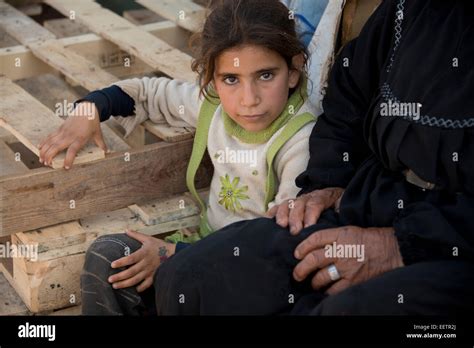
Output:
[240, 113, 266, 119]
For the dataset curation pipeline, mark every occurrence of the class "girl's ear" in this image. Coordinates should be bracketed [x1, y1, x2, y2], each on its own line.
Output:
[289, 53, 304, 88]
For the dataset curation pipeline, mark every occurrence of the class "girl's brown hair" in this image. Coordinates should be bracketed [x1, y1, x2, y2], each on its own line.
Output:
[191, 0, 309, 99]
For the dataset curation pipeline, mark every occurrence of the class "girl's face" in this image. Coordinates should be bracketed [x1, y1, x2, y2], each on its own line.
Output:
[213, 44, 301, 132]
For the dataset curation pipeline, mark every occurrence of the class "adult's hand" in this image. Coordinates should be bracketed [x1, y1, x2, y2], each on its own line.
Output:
[108, 230, 176, 292]
[266, 187, 344, 235]
[293, 226, 404, 295]
[38, 102, 107, 169]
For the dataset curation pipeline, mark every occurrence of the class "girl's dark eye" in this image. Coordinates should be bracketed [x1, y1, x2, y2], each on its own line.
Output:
[224, 76, 238, 85]
[260, 72, 274, 81]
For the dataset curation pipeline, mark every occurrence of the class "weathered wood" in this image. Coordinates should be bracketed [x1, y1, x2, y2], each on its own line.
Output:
[45, 0, 195, 82]
[0, 140, 212, 235]
[0, 77, 105, 170]
[16, 221, 86, 255]
[43, 18, 90, 38]
[105, 118, 146, 148]
[129, 194, 199, 225]
[143, 120, 194, 143]
[123, 8, 164, 25]
[0, 140, 29, 177]
[137, 0, 206, 33]
[0, 271, 30, 315]
[16, 73, 82, 112]
[11, 233, 84, 313]
[0, 2, 118, 91]
[0, 21, 191, 81]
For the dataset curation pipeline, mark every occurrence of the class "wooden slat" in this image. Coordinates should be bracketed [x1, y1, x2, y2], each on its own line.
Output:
[45, 0, 195, 82]
[143, 121, 194, 143]
[0, 2, 118, 91]
[123, 8, 164, 25]
[16, 221, 86, 255]
[10, 234, 84, 313]
[43, 18, 90, 38]
[137, 0, 206, 33]
[0, 77, 105, 170]
[129, 194, 199, 225]
[0, 2, 56, 44]
[0, 140, 29, 177]
[0, 140, 213, 235]
[0, 21, 190, 81]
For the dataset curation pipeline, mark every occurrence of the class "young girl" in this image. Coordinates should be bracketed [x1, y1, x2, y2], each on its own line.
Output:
[39, 0, 317, 314]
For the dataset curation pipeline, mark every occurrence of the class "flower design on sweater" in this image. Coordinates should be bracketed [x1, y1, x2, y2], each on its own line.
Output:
[218, 174, 249, 212]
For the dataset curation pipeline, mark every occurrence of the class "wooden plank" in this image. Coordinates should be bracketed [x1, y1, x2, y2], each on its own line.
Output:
[0, 21, 191, 81]
[16, 221, 86, 255]
[0, 2, 56, 45]
[137, 0, 206, 33]
[16, 73, 82, 112]
[0, 27, 20, 48]
[123, 8, 164, 25]
[129, 194, 199, 225]
[0, 2, 117, 89]
[43, 18, 90, 38]
[0, 270, 31, 315]
[0, 2, 119, 91]
[0, 140, 29, 177]
[0, 77, 105, 170]
[0, 140, 213, 235]
[105, 118, 146, 148]
[143, 120, 194, 143]
[11, 238, 84, 313]
[45, 0, 195, 82]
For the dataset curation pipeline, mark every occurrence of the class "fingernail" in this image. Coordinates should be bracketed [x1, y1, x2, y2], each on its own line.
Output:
[294, 250, 300, 259]
[65, 166, 70, 170]
[39, 158, 43, 163]
[111, 262, 115, 268]
[108, 277, 113, 282]
[112, 283, 117, 289]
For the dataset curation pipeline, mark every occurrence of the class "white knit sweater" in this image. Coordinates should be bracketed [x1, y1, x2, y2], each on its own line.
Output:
[114, 77, 316, 231]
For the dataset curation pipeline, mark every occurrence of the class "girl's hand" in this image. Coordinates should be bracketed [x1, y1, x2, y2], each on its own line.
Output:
[38, 102, 107, 169]
[266, 187, 344, 235]
[108, 230, 176, 293]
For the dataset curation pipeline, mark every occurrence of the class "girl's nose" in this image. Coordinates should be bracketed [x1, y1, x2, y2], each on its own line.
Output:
[240, 82, 260, 107]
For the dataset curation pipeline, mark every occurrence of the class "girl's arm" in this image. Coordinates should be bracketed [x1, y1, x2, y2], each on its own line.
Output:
[112, 77, 203, 137]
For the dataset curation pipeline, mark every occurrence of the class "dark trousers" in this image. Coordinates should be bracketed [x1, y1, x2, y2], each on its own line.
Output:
[153, 216, 474, 315]
[81, 233, 156, 315]
[81, 216, 474, 315]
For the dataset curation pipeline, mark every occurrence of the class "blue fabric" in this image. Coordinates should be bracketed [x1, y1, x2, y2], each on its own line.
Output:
[75, 85, 135, 122]
[175, 242, 191, 253]
[281, 0, 329, 47]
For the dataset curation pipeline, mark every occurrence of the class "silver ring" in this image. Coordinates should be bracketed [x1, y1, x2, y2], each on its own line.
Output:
[327, 264, 341, 281]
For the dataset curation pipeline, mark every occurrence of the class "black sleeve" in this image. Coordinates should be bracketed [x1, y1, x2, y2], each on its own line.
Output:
[393, 195, 474, 265]
[175, 242, 191, 253]
[75, 85, 135, 122]
[295, 0, 397, 195]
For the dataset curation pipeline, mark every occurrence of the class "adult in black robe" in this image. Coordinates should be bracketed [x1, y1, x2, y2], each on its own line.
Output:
[155, 0, 473, 315]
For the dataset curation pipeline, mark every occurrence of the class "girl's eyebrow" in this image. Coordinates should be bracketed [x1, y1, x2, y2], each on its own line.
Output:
[216, 67, 280, 77]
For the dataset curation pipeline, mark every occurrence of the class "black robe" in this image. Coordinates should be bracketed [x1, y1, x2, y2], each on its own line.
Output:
[151, 0, 474, 316]
[295, 0, 474, 265]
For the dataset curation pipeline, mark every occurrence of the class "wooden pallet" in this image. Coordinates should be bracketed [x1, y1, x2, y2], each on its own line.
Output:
[0, 0, 212, 314]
